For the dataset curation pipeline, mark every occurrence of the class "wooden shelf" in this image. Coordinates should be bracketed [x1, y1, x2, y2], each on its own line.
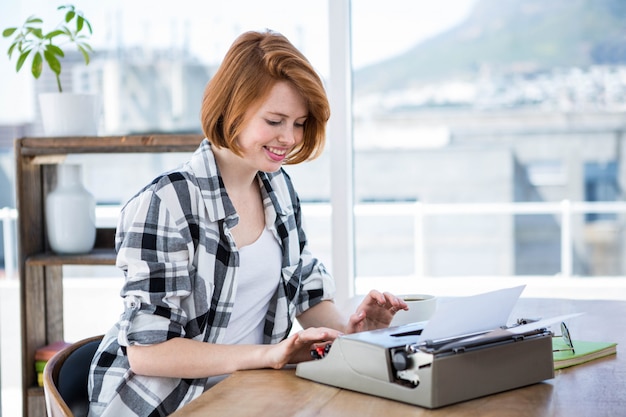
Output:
[18, 134, 203, 156]
[15, 135, 201, 417]
[25, 249, 117, 266]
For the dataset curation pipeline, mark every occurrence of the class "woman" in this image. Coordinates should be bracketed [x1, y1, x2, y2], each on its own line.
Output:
[87, 30, 407, 417]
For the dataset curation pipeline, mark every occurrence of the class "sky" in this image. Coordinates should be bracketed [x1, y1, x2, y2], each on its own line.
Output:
[0, 0, 475, 123]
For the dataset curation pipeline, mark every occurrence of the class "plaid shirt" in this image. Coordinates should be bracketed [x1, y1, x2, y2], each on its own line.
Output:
[88, 139, 335, 417]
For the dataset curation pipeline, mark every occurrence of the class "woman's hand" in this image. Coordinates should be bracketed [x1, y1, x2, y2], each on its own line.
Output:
[265, 327, 342, 368]
[346, 290, 408, 334]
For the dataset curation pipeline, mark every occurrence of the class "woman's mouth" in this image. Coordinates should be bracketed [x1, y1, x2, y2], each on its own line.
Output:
[265, 146, 288, 161]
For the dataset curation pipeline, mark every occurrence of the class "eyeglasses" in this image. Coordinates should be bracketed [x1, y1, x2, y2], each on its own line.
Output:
[552, 322, 575, 354]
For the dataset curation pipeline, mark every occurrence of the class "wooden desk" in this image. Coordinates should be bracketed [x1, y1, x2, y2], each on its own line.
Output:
[171, 298, 625, 417]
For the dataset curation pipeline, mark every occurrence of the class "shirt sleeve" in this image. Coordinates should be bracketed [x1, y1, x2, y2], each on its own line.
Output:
[296, 244, 335, 315]
[114, 184, 196, 347]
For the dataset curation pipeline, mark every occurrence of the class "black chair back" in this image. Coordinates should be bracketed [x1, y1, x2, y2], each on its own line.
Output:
[44, 335, 103, 417]
[57, 339, 101, 417]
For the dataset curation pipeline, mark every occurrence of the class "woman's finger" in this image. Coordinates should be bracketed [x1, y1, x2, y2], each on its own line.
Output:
[296, 327, 341, 345]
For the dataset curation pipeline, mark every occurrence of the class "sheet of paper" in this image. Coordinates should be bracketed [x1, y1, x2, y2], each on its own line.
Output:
[418, 285, 525, 342]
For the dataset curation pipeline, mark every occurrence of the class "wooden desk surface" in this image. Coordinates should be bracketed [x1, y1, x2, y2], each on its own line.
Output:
[171, 298, 625, 417]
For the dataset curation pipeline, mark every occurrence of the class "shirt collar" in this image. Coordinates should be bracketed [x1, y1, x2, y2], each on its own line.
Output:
[190, 139, 293, 223]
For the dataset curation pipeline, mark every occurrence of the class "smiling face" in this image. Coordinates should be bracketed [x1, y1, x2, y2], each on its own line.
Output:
[234, 81, 308, 174]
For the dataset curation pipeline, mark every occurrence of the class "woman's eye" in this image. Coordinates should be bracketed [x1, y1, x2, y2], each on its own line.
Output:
[266, 119, 281, 126]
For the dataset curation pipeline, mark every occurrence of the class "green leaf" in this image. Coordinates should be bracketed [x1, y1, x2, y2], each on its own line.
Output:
[44, 49, 61, 75]
[24, 24, 42, 33]
[7, 43, 17, 57]
[77, 45, 90, 64]
[25, 16, 43, 24]
[44, 29, 65, 40]
[2, 27, 17, 37]
[15, 50, 30, 72]
[31, 52, 42, 78]
[76, 15, 84, 32]
[28, 27, 44, 39]
[15, 40, 29, 54]
[58, 4, 74, 13]
[65, 10, 75, 24]
[46, 44, 64, 58]
[79, 42, 93, 52]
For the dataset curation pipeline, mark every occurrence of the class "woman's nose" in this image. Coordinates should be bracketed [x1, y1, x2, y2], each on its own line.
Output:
[278, 127, 297, 145]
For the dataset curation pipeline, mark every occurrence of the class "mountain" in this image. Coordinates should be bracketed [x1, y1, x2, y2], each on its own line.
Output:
[354, 0, 626, 95]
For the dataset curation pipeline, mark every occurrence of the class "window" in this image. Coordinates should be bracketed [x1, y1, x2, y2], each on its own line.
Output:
[350, 0, 626, 284]
[3, 0, 626, 291]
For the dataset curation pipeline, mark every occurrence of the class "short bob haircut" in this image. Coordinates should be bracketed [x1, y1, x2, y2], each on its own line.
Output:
[201, 30, 330, 165]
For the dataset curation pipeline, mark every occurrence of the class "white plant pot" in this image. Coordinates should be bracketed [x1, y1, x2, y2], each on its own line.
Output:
[45, 164, 96, 254]
[39, 92, 101, 136]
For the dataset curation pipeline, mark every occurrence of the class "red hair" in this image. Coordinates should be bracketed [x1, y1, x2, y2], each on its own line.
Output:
[200, 30, 330, 164]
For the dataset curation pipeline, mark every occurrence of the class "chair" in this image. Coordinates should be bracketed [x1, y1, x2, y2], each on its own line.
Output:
[43, 335, 103, 417]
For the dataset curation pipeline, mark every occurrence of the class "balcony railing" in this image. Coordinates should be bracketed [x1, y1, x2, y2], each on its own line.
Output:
[302, 200, 626, 278]
[379, 200, 625, 277]
[2, 200, 626, 279]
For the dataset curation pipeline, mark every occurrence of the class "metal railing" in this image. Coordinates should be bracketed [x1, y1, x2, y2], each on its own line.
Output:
[2, 200, 626, 279]
[303, 200, 626, 278]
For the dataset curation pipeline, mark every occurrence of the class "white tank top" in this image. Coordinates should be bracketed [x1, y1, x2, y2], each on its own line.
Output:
[223, 227, 282, 344]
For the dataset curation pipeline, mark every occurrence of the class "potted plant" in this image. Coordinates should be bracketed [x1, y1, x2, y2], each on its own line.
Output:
[2, 4, 100, 136]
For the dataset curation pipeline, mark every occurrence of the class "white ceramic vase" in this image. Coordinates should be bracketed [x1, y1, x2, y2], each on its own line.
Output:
[39, 92, 101, 136]
[45, 164, 96, 254]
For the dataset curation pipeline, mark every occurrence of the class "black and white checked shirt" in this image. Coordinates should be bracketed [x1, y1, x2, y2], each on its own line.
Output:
[87, 139, 335, 417]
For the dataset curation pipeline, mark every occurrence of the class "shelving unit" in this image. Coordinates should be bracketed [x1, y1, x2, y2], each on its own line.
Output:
[15, 135, 202, 417]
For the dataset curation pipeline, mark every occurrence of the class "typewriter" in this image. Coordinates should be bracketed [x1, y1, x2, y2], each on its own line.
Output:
[296, 287, 557, 409]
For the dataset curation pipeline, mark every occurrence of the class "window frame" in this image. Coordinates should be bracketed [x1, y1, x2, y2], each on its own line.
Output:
[327, 0, 355, 304]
